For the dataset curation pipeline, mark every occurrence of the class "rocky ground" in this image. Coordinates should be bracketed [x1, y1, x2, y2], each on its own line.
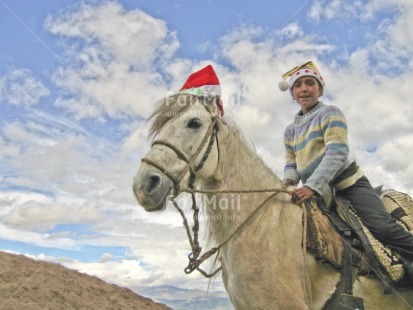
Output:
[0, 251, 172, 310]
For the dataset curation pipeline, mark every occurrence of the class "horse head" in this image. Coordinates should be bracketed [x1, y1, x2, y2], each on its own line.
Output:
[132, 94, 221, 212]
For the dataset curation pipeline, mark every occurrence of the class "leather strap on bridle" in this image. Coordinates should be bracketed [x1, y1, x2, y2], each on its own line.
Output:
[141, 115, 218, 194]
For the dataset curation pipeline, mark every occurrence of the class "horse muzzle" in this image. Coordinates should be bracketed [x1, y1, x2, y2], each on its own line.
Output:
[132, 164, 173, 212]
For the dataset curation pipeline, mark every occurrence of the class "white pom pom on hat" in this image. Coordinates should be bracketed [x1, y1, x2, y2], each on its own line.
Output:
[278, 61, 325, 92]
[278, 80, 290, 92]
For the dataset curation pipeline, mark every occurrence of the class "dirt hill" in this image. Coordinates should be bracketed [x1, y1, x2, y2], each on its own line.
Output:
[0, 251, 172, 310]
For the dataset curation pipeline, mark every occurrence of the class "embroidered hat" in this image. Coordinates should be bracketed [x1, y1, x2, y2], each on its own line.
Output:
[278, 61, 325, 92]
[179, 65, 224, 116]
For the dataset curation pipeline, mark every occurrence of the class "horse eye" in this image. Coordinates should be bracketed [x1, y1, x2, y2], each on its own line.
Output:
[187, 118, 202, 129]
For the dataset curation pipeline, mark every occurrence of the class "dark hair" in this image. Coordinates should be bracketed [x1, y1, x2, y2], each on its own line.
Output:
[317, 80, 324, 96]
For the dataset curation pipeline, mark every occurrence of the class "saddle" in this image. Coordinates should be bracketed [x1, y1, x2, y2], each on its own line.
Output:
[306, 188, 413, 292]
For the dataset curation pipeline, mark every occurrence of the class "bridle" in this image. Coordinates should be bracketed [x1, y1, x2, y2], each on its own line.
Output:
[141, 113, 219, 195]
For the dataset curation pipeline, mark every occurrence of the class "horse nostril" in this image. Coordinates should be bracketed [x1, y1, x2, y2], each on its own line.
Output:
[145, 174, 161, 194]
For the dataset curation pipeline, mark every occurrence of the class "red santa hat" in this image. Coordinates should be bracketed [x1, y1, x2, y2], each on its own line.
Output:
[179, 65, 224, 116]
[278, 61, 325, 92]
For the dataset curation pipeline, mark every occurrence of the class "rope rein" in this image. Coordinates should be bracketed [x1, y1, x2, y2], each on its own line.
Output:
[171, 188, 286, 277]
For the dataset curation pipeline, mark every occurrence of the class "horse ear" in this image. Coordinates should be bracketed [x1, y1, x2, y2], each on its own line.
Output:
[216, 117, 229, 137]
[216, 97, 224, 117]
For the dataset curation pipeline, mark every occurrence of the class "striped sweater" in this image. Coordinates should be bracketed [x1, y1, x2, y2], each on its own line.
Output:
[283, 102, 361, 198]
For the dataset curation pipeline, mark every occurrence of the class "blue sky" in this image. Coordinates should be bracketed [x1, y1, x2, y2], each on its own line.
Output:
[1, 0, 398, 75]
[1, 0, 413, 302]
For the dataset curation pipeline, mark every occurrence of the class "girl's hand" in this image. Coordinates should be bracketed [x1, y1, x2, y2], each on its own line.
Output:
[289, 186, 315, 204]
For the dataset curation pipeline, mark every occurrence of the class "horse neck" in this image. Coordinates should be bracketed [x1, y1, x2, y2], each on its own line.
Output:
[211, 124, 282, 190]
[200, 124, 292, 242]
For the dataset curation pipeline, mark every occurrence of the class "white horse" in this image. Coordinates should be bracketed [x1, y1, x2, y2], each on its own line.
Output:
[132, 94, 413, 309]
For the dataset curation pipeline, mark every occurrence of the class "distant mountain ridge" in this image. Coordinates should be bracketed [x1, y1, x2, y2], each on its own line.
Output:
[135, 284, 234, 310]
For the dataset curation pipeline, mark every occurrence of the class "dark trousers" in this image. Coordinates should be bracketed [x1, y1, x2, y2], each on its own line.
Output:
[336, 176, 413, 260]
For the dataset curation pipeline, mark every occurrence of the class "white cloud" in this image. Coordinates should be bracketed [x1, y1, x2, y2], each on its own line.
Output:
[98, 252, 114, 262]
[66, 258, 156, 286]
[275, 22, 304, 40]
[0, 69, 49, 107]
[1, 120, 98, 191]
[0, 222, 77, 249]
[218, 24, 263, 45]
[370, 3, 413, 70]
[44, 1, 179, 119]
[308, 0, 368, 22]
[0, 199, 103, 231]
[45, 2, 178, 67]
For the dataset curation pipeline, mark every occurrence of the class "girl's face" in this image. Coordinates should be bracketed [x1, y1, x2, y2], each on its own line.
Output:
[292, 76, 322, 114]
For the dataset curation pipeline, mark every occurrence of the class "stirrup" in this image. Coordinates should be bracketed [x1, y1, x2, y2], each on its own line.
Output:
[336, 293, 365, 310]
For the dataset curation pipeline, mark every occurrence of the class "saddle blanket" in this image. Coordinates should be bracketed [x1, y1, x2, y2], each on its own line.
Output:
[306, 189, 413, 288]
